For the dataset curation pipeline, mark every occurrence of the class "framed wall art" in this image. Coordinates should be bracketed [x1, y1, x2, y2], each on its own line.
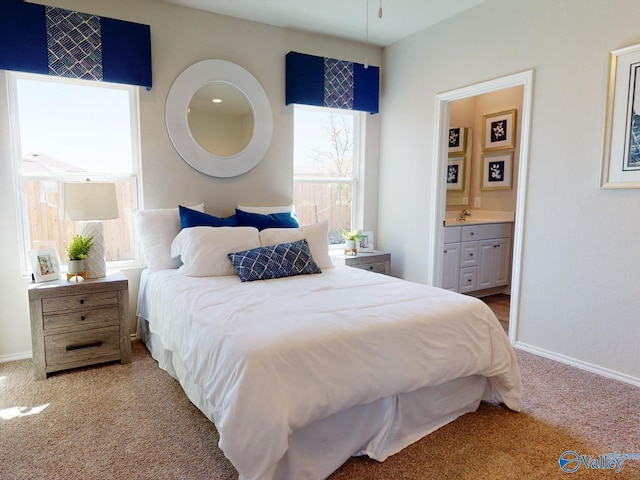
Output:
[601, 43, 640, 188]
[448, 127, 467, 155]
[358, 231, 374, 252]
[482, 109, 516, 152]
[446, 156, 466, 191]
[29, 248, 61, 283]
[481, 152, 513, 190]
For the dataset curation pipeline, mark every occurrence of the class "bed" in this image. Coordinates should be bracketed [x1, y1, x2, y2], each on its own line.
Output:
[133, 206, 522, 480]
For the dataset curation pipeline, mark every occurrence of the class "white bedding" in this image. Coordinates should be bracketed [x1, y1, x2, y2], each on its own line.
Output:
[138, 266, 522, 480]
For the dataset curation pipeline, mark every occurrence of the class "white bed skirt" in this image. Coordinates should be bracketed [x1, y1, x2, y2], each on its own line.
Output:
[137, 317, 491, 479]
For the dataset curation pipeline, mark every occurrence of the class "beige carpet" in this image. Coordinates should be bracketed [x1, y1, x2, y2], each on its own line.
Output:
[1, 340, 639, 479]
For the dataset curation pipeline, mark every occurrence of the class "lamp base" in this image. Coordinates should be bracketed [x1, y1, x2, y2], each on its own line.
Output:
[81, 221, 106, 279]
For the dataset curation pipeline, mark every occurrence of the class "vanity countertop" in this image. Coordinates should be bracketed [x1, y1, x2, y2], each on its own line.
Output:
[444, 211, 514, 226]
[445, 218, 513, 226]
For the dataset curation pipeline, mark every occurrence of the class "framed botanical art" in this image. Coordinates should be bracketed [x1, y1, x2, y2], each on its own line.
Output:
[358, 231, 374, 252]
[446, 156, 466, 191]
[601, 43, 640, 188]
[482, 109, 517, 152]
[481, 152, 513, 190]
[29, 248, 61, 283]
[448, 127, 468, 155]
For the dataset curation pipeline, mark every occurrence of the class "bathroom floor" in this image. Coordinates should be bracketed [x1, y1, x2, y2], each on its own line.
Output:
[481, 294, 510, 333]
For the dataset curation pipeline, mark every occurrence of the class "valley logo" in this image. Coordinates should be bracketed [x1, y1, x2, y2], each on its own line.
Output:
[559, 450, 640, 473]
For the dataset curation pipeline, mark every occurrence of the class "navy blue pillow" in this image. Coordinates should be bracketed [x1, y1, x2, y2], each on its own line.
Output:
[179, 205, 238, 228]
[227, 239, 321, 282]
[235, 209, 299, 231]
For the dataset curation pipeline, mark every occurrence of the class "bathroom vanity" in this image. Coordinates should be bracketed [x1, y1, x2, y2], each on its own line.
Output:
[443, 221, 513, 294]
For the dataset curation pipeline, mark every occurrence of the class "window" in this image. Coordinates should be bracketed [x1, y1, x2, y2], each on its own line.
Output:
[8, 72, 141, 274]
[293, 105, 364, 244]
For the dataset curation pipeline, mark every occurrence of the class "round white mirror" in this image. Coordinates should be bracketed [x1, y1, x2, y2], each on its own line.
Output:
[166, 60, 273, 178]
[188, 82, 254, 157]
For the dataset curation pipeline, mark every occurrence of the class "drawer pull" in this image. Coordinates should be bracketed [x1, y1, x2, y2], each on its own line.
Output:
[80, 315, 86, 321]
[79, 299, 85, 305]
[66, 341, 102, 351]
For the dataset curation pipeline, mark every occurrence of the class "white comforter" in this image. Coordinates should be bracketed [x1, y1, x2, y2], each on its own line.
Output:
[141, 266, 522, 480]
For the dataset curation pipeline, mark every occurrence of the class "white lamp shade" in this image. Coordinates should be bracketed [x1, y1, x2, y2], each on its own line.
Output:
[63, 181, 119, 221]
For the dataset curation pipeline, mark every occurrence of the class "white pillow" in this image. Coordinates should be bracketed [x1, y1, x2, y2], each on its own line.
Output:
[237, 204, 294, 214]
[259, 221, 334, 269]
[133, 204, 204, 271]
[171, 226, 260, 277]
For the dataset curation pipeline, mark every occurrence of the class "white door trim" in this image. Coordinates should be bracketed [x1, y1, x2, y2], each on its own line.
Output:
[429, 70, 534, 344]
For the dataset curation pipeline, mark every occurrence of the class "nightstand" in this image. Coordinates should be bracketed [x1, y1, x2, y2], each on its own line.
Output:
[332, 250, 391, 275]
[28, 271, 131, 380]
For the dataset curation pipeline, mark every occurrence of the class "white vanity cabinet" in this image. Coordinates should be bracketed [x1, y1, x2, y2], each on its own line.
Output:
[442, 227, 461, 291]
[443, 222, 512, 294]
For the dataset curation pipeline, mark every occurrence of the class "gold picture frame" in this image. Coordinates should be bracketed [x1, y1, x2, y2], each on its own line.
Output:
[482, 109, 517, 152]
[448, 127, 468, 156]
[481, 152, 513, 190]
[446, 156, 466, 191]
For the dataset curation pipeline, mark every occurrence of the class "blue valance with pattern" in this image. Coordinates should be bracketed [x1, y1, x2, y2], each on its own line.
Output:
[286, 51, 379, 114]
[0, 0, 152, 89]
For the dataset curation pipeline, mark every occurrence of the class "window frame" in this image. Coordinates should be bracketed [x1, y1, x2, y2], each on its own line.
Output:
[293, 104, 366, 245]
[7, 71, 143, 276]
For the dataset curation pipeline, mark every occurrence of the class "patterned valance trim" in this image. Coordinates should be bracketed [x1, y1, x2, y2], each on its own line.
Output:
[0, 1, 152, 89]
[285, 51, 379, 114]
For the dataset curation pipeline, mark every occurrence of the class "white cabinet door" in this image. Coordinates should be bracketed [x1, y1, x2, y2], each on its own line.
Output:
[493, 238, 511, 287]
[477, 238, 511, 289]
[442, 243, 460, 292]
[477, 240, 496, 290]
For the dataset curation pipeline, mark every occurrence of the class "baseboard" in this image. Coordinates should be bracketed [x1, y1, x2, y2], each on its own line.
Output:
[514, 342, 640, 387]
[0, 351, 32, 363]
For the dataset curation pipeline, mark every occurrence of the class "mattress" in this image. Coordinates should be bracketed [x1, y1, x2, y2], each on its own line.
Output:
[137, 266, 522, 480]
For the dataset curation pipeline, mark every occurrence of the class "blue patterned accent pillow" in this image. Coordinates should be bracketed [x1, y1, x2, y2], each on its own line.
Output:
[227, 239, 321, 282]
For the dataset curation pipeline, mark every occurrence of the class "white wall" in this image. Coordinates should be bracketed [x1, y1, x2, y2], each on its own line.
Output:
[378, 0, 640, 382]
[0, 0, 382, 359]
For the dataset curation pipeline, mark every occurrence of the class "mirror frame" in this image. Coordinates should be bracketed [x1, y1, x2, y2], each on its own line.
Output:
[166, 60, 273, 178]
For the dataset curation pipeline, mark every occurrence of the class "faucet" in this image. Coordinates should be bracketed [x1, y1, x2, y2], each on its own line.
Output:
[456, 209, 471, 221]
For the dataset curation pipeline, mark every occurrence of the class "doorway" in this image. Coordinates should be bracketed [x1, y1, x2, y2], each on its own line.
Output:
[429, 70, 534, 343]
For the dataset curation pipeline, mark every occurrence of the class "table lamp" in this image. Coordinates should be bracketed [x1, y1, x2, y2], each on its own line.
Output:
[62, 180, 119, 279]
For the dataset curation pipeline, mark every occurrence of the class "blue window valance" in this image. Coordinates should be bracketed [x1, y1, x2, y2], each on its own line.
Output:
[0, 0, 152, 89]
[286, 51, 379, 114]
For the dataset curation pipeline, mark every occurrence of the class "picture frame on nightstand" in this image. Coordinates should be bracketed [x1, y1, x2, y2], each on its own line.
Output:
[29, 248, 61, 283]
[359, 231, 374, 252]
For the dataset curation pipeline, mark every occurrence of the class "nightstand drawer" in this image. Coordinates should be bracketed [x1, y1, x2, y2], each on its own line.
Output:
[45, 326, 120, 367]
[44, 306, 119, 330]
[351, 261, 388, 274]
[42, 291, 118, 315]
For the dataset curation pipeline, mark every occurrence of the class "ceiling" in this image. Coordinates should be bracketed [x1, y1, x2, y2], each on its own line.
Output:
[162, 0, 486, 47]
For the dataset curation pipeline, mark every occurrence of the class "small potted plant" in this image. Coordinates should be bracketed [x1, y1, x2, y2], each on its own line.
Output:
[341, 229, 363, 256]
[66, 234, 93, 276]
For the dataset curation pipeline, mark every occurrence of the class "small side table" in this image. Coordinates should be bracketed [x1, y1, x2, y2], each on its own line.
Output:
[332, 250, 391, 275]
[28, 271, 131, 380]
